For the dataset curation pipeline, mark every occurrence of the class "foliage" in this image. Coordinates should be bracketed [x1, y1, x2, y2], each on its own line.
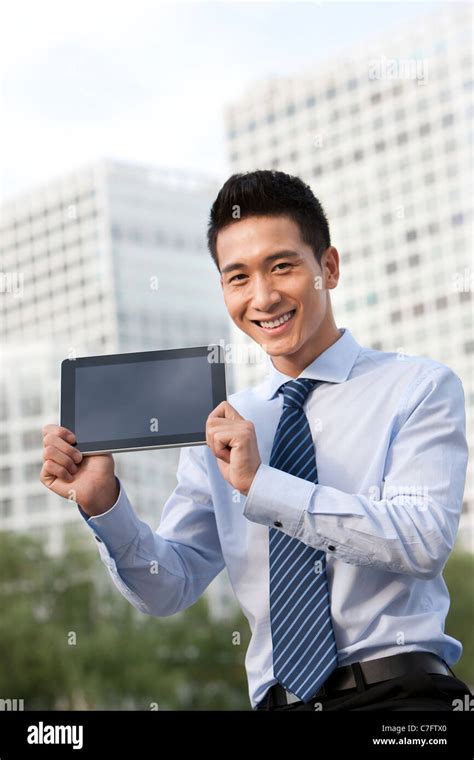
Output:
[0, 531, 471, 709]
[0, 532, 250, 710]
[443, 549, 474, 686]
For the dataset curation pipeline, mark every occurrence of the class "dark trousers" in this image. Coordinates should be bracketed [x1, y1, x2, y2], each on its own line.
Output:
[256, 670, 473, 711]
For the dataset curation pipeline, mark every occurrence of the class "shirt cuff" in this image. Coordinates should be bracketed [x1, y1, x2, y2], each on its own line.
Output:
[243, 463, 316, 536]
[77, 476, 141, 552]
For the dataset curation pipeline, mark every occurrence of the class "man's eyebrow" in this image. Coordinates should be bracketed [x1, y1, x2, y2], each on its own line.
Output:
[221, 250, 302, 276]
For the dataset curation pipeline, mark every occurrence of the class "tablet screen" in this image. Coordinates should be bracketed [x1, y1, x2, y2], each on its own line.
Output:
[60, 345, 227, 454]
[75, 356, 213, 441]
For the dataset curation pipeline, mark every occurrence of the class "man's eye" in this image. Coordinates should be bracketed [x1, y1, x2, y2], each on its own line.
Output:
[228, 264, 291, 283]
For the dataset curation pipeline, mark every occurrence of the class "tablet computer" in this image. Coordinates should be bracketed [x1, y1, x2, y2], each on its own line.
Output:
[60, 344, 227, 455]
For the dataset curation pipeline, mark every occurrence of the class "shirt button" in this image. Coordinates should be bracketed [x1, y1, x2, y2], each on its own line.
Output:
[274, 521, 283, 528]
[95, 535, 103, 543]
[328, 545, 335, 551]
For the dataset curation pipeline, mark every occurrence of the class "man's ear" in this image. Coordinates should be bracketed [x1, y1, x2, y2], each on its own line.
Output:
[323, 246, 340, 290]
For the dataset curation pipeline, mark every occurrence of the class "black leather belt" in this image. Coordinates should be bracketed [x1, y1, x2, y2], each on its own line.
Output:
[257, 652, 452, 708]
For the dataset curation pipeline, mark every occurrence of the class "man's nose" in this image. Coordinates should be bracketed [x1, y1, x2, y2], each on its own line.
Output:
[250, 279, 282, 312]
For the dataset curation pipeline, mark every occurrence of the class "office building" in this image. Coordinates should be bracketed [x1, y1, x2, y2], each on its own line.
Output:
[224, 3, 473, 548]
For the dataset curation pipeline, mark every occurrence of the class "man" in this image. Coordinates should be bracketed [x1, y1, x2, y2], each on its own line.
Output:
[41, 170, 471, 711]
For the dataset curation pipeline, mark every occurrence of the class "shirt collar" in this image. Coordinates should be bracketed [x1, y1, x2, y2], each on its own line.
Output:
[260, 327, 362, 401]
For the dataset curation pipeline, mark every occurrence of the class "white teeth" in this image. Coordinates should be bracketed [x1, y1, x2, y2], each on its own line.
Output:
[259, 310, 294, 328]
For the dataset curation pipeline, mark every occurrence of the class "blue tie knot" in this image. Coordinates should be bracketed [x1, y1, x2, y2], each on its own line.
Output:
[280, 378, 319, 409]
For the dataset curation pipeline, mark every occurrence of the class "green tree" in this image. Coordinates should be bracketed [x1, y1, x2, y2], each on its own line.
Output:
[443, 549, 474, 687]
[0, 531, 251, 710]
[1, 532, 471, 709]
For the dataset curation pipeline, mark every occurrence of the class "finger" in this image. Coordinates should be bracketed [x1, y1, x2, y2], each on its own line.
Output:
[213, 431, 231, 463]
[42, 424, 76, 443]
[42, 460, 74, 483]
[43, 444, 79, 475]
[207, 419, 254, 439]
[43, 434, 83, 464]
[206, 419, 249, 453]
[207, 401, 243, 422]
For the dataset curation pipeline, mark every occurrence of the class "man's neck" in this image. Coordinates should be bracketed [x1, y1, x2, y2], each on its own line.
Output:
[270, 323, 342, 378]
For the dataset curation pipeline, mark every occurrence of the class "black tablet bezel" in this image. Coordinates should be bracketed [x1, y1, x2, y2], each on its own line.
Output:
[60, 344, 227, 455]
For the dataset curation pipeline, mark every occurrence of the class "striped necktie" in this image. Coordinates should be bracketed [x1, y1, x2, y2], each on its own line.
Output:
[269, 377, 338, 702]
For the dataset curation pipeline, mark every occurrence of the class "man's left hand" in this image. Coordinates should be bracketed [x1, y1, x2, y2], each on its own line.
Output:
[206, 401, 261, 496]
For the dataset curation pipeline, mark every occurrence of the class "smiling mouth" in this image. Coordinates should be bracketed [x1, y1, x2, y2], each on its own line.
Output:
[251, 308, 297, 330]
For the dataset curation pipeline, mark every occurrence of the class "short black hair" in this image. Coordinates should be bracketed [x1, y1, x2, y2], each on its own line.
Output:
[207, 169, 331, 271]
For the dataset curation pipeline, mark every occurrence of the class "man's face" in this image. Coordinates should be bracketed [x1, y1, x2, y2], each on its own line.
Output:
[217, 215, 339, 362]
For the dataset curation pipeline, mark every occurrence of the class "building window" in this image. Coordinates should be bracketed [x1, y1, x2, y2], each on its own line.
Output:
[21, 396, 42, 416]
[129, 228, 142, 243]
[435, 296, 448, 309]
[0, 498, 13, 517]
[27, 493, 48, 513]
[408, 254, 420, 267]
[24, 461, 42, 481]
[442, 113, 454, 127]
[22, 430, 40, 450]
[413, 303, 425, 316]
[0, 467, 12, 485]
[391, 310, 402, 323]
[386, 261, 397, 274]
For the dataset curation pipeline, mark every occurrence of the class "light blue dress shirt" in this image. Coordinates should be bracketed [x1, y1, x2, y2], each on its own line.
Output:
[79, 327, 469, 708]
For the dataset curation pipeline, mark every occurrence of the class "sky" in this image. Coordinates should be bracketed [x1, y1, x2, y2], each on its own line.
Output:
[0, 0, 444, 200]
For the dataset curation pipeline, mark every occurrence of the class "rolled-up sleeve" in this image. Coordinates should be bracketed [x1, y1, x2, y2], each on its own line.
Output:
[78, 445, 225, 616]
[244, 366, 468, 580]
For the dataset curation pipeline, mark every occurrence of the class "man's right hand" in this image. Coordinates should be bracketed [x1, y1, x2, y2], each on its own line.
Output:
[40, 424, 119, 517]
